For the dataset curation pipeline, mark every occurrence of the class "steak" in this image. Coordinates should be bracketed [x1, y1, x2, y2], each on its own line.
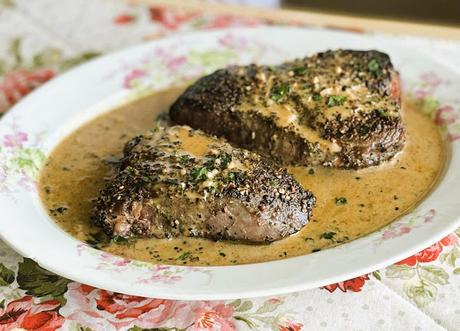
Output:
[93, 125, 315, 243]
[170, 50, 405, 169]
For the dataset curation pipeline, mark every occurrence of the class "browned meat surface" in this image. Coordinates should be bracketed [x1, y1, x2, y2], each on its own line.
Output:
[170, 50, 405, 169]
[92, 125, 315, 243]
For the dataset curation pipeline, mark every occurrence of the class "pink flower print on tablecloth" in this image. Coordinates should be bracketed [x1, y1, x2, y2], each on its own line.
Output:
[0, 296, 64, 331]
[192, 301, 236, 331]
[278, 320, 304, 331]
[2, 131, 27, 148]
[60, 283, 179, 331]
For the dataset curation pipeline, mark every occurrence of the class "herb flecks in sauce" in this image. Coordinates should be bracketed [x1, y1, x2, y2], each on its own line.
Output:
[176, 251, 192, 261]
[292, 66, 308, 75]
[320, 231, 336, 240]
[38, 89, 445, 266]
[327, 95, 347, 107]
[335, 197, 348, 205]
[86, 231, 136, 249]
[270, 83, 291, 103]
[112, 235, 136, 245]
[312, 94, 322, 102]
[49, 206, 68, 216]
[85, 230, 110, 250]
[368, 58, 382, 77]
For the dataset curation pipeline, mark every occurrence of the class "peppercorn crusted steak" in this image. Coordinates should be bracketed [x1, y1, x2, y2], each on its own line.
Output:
[170, 50, 404, 169]
[93, 126, 315, 243]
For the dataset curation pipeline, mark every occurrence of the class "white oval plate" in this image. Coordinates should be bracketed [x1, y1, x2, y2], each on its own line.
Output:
[1, 27, 460, 300]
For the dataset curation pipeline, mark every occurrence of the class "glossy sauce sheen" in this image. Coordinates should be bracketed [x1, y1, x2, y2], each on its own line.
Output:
[39, 88, 445, 266]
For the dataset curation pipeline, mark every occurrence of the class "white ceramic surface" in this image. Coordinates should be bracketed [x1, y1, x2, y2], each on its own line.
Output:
[1, 26, 459, 300]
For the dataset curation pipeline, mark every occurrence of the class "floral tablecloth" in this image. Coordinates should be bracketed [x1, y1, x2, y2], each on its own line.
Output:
[1, 1, 460, 330]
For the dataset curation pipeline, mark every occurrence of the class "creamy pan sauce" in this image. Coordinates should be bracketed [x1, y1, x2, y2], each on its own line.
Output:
[39, 88, 445, 266]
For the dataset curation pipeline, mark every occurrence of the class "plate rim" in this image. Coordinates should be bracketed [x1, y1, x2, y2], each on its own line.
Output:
[1, 25, 459, 300]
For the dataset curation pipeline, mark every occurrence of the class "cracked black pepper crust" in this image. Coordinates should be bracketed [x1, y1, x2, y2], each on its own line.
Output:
[92, 126, 315, 243]
[170, 49, 405, 169]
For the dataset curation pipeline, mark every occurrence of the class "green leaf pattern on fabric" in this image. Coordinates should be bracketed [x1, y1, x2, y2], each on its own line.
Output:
[405, 280, 437, 308]
[383, 237, 460, 307]
[17, 258, 71, 303]
[0, 263, 15, 286]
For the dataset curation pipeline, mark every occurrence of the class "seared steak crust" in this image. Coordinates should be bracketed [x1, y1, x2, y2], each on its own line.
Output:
[93, 126, 315, 243]
[170, 50, 405, 168]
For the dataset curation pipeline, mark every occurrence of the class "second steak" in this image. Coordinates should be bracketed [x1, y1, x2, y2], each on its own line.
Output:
[170, 49, 405, 169]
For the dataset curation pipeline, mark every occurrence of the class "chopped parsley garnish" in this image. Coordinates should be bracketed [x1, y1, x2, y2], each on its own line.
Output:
[377, 109, 389, 118]
[270, 83, 291, 102]
[218, 153, 232, 168]
[327, 95, 347, 107]
[335, 197, 348, 205]
[312, 94, 322, 101]
[124, 166, 136, 176]
[320, 231, 336, 240]
[226, 171, 245, 185]
[368, 59, 382, 77]
[203, 153, 232, 170]
[293, 66, 308, 75]
[227, 172, 236, 182]
[191, 166, 208, 182]
[228, 172, 237, 182]
[368, 59, 379, 71]
[179, 155, 191, 165]
[368, 58, 379, 71]
[87, 233, 135, 249]
[268, 178, 280, 188]
[207, 185, 217, 194]
[111, 235, 136, 245]
[85, 230, 110, 250]
[50, 206, 67, 215]
[176, 251, 192, 261]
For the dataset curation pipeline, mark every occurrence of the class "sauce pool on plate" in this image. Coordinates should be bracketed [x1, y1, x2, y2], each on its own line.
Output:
[39, 88, 445, 266]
